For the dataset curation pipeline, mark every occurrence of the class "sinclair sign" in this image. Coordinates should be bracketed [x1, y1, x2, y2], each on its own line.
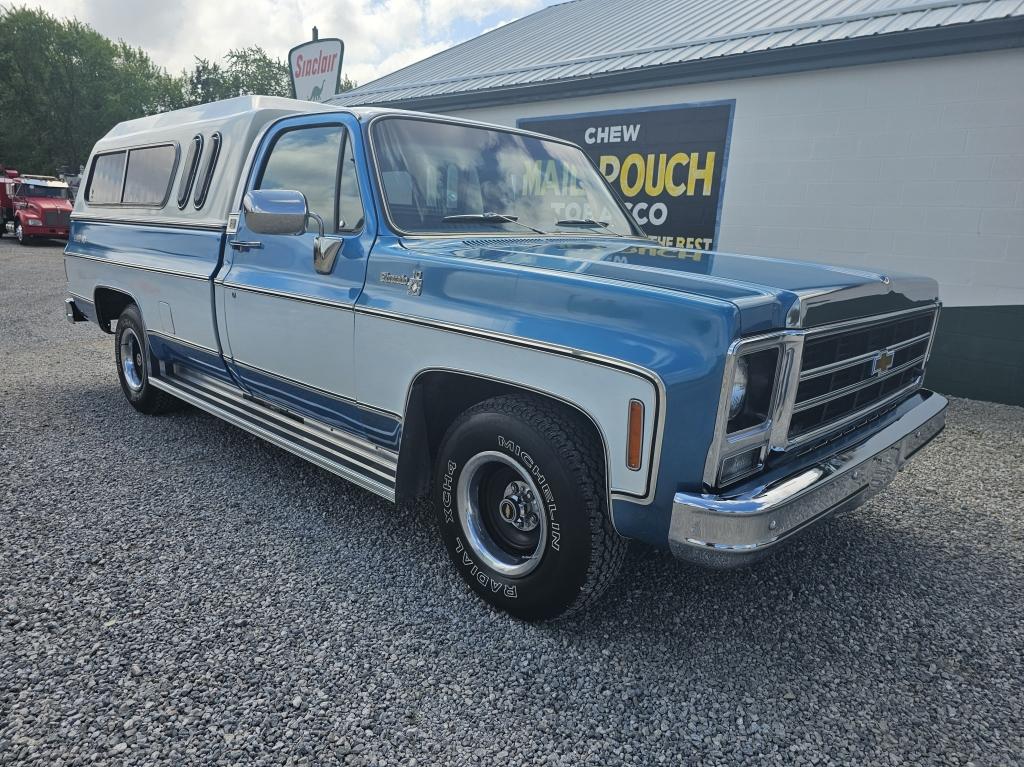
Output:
[289, 34, 344, 103]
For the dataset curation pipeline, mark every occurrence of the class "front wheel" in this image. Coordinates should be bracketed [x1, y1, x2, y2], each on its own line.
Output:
[15, 221, 27, 245]
[434, 395, 627, 621]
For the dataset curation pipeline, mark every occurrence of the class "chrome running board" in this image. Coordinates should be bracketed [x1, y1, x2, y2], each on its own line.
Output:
[150, 365, 398, 502]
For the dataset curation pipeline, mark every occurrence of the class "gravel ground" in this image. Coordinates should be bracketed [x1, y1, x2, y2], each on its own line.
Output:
[1, 240, 1022, 767]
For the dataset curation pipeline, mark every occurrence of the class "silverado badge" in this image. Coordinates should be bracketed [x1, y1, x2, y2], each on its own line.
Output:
[380, 270, 423, 296]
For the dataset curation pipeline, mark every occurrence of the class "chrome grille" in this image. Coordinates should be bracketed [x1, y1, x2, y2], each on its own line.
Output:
[44, 210, 70, 227]
[788, 308, 938, 444]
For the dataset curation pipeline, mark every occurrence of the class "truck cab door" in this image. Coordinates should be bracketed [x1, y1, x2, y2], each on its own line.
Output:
[217, 113, 380, 436]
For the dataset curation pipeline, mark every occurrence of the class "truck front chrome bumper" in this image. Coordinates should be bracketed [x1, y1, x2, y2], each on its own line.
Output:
[670, 390, 947, 567]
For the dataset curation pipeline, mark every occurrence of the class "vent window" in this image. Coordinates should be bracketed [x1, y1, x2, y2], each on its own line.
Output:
[122, 144, 178, 205]
[85, 151, 127, 204]
[176, 135, 203, 209]
[193, 132, 222, 209]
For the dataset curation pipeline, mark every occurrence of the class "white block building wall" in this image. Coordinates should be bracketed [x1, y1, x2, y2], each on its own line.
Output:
[451, 48, 1024, 311]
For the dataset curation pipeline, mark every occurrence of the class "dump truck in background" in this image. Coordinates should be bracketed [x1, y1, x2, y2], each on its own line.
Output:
[0, 167, 73, 243]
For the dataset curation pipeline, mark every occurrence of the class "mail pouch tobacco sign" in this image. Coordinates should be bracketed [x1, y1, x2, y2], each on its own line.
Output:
[519, 101, 734, 252]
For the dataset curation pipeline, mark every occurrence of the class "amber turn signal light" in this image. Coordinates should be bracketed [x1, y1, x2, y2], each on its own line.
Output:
[627, 399, 644, 471]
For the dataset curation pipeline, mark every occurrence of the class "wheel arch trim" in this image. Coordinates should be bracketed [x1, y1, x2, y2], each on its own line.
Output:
[398, 367, 647, 528]
[92, 284, 146, 333]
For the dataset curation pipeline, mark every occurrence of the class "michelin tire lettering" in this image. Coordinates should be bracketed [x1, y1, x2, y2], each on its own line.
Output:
[498, 435, 559, 552]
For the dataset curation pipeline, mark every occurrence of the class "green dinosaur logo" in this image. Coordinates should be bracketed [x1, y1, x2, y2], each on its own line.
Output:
[309, 79, 326, 101]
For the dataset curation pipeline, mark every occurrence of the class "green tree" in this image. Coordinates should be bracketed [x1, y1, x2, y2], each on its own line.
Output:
[181, 46, 290, 105]
[0, 7, 359, 172]
[180, 45, 355, 105]
[0, 5, 179, 173]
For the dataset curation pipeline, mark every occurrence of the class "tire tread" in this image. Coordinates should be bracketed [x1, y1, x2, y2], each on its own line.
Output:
[449, 394, 627, 619]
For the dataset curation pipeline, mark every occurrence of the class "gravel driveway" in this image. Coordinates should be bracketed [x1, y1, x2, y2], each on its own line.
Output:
[1, 241, 1022, 766]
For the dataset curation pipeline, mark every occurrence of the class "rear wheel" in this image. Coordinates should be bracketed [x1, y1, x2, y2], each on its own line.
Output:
[433, 395, 626, 621]
[114, 304, 178, 414]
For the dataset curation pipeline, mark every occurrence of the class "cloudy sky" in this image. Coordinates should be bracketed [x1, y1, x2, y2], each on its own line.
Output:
[33, 0, 558, 87]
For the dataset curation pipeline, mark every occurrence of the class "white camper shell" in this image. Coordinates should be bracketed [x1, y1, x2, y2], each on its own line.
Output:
[76, 96, 343, 229]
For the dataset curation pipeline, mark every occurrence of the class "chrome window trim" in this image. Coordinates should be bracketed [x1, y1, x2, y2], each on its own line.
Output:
[702, 303, 940, 490]
[227, 110, 370, 241]
[251, 121, 366, 238]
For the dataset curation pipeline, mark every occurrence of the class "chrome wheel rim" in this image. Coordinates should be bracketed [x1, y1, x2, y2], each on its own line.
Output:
[456, 451, 547, 578]
[16, 224, 23, 242]
[119, 327, 145, 392]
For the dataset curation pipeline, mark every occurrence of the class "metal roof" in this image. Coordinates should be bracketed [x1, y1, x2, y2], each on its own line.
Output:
[330, 0, 1024, 109]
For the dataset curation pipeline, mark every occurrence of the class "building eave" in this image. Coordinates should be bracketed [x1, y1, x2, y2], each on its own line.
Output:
[344, 18, 1024, 112]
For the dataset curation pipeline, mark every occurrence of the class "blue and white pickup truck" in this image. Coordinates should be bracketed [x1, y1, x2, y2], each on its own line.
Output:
[64, 96, 947, 620]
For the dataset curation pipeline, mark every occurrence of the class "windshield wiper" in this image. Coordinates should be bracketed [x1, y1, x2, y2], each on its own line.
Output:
[554, 218, 622, 236]
[441, 212, 546, 235]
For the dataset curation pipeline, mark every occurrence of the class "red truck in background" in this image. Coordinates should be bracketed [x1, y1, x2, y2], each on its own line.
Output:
[1, 166, 73, 244]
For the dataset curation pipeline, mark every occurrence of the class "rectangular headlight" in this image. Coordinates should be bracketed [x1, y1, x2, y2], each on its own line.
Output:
[726, 347, 780, 434]
[703, 331, 805, 489]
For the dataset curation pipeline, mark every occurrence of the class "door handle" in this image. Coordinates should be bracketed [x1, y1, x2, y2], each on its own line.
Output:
[229, 240, 263, 250]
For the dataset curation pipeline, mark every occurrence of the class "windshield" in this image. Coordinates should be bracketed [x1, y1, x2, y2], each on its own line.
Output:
[18, 184, 67, 199]
[371, 117, 638, 236]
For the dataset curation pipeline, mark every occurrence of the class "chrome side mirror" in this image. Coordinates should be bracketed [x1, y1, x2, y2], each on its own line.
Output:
[243, 189, 308, 235]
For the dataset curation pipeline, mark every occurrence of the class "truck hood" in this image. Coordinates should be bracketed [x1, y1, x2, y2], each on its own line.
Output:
[406, 236, 939, 333]
[23, 197, 72, 212]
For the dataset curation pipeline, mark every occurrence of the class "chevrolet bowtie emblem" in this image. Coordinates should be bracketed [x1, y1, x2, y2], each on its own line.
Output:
[872, 350, 895, 376]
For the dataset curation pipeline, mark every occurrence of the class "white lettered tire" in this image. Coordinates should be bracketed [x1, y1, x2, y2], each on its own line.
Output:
[434, 395, 627, 621]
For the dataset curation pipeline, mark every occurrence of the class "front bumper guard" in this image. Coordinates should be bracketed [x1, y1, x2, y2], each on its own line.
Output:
[670, 390, 947, 567]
